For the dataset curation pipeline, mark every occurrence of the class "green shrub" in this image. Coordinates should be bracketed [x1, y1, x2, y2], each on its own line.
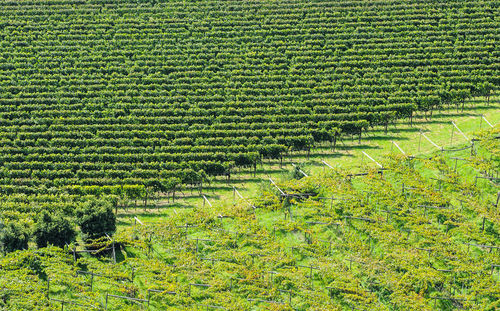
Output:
[0, 221, 29, 253]
[76, 199, 116, 242]
[33, 211, 76, 248]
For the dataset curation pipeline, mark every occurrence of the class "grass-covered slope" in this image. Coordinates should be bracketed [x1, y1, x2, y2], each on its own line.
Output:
[1, 127, 498, 310]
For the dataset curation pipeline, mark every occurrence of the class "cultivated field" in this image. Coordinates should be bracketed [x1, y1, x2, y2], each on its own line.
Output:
[0, 1, 499, 310]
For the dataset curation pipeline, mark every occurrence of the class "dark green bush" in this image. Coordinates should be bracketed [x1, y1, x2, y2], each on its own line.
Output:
[33, 211, 76, 248]
[0, 221, 29, 253]
[76, 199, 116, 242]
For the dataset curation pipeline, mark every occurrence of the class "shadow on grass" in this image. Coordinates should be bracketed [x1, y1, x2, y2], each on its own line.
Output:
[381, 127, 422, 134]
[118, 247, 136, 260]
[201, 185, 234, 192]
[362, 134, 411, 141]
[341, 144, 382, 150]
[227, 177, 272, 183]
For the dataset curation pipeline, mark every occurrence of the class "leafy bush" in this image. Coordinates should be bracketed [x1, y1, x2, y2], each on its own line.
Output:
[0, 221, 29, 253]
[33, 212, 76, 248]
[76, 199, 116, 242]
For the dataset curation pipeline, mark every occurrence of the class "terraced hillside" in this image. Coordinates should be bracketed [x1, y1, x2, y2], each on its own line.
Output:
[0, 1, 499, 310]
[1, 127, 498, 310]
[0, 0, 498, 194]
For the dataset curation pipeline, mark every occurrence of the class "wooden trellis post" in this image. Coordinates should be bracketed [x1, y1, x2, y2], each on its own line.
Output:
[297, 264, 319, 288]
[269, 177, 293, 221]
[491, 264, 500, 275]
[77, 270, 108, 291]
[105, 233, 116, 264]
[50, 298, 98, 311]
[278, 289, 292, 305]
[268, 270, 277, 285]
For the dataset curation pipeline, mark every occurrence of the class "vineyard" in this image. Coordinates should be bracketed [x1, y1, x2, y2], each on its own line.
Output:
[0, 0, 498, 195]
[0, 0, 499, 310]
[1, 125, 499, 310]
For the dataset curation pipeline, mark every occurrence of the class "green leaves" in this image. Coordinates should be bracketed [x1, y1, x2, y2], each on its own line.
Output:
[76, 199, 116, 242]
[0, 220, 29, 253]
[33, 211, 76, 248]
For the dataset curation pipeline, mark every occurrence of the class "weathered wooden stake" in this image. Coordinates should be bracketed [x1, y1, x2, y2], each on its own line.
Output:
[112, 239, 116, 264]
